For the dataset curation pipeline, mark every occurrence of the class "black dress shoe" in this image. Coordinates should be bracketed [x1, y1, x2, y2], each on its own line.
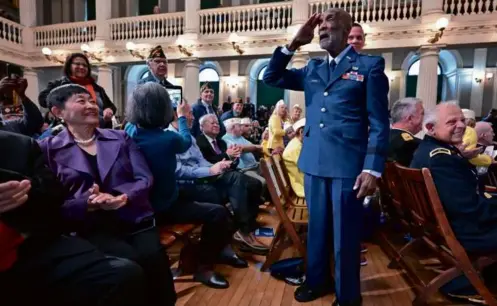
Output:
[294, 283, 334, 302]
[194, 271, 229, 289]
[332, 297, 362, 306]
[218, 253, 249, 268]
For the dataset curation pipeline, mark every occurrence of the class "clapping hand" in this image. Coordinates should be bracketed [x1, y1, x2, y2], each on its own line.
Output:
[0, 180, 31, 214]
[87, 184, 128, 211]
[209, 159, 232, 175]
[226, 144, 241, 158]
[103, 108, 114, 122]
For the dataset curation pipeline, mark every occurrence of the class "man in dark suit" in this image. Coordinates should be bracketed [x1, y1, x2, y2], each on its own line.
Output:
[263, 9, 390, 306]
[196, 114, 241, 164]
[138, 45, 174, 87]
[192, 82, 226, 137]
[0, 130, 146, 306]
[388, 97, 424, 166]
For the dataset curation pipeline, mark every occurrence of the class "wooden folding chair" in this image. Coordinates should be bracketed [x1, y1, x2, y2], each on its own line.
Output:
[271, 154, 306, 207]
[396, 164, 497, 305]
[260, 157, 307, 271]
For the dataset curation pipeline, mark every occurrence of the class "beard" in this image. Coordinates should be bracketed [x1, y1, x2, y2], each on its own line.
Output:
[319, 32, 343, 51]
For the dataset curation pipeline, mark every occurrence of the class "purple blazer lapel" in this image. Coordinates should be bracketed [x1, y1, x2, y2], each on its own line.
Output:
[95, 129, 121, 182]
[51, 129, 93, 176]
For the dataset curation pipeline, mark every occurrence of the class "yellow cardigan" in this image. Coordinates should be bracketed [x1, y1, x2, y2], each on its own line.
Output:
[282, 138, 305, 197]
[463, 126, 492, 167]
[268, 114, 286, 150]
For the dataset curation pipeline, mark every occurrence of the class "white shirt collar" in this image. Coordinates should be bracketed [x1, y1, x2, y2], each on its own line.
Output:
[328, 45, 353, 65]
[204, 134, 215, 143]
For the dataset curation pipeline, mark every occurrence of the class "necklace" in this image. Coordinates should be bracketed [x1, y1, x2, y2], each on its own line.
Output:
[74, 135, 96, 144]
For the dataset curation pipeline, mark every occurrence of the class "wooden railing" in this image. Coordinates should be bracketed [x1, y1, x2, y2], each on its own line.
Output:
[309, 0, 422, 23]
[33, 21, 96, 47]
[199, 1, 293, 35]
[0, 16, 22, 45]
[110, 12, 184, 41]
[444, 0, 496, 15]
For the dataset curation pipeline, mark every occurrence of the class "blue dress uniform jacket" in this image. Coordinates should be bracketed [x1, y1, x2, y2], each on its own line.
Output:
[263, 46, 390, 305]
[263, 46, 390, 179]
[410, 135, 497, 253]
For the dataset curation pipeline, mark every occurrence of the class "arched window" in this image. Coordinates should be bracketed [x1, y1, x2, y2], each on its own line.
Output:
[140, 70, 150, 80]
[408, 60, 442, 76]
[199, 68, 220, 82]
[258, 66, 267, 80]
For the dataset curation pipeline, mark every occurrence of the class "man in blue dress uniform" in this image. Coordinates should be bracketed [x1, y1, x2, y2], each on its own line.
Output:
[263, 9, 390, 306]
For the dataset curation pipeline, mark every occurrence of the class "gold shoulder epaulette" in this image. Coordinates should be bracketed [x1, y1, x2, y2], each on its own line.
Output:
[401, 133, 413, 141]
[429, 148, 451, 158]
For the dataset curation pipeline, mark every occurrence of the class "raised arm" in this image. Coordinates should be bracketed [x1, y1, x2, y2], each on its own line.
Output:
[172, 116, 192, 154]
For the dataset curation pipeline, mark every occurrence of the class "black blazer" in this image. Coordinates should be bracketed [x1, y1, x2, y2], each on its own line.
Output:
[0, 131, 65, 236]
[196, 133, 230, 164]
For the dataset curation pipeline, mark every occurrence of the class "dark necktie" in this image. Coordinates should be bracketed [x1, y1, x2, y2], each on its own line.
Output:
[208, 105, 215, 114]
[212, 140, 222, 154]
[330, 59, 337, 72]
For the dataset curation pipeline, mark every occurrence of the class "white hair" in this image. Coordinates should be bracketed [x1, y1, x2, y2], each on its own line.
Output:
[199, 114, 218, 132]
[390, 98, 422, 124]
[225, 120, 239, 132]
[423, 100, 459, 133]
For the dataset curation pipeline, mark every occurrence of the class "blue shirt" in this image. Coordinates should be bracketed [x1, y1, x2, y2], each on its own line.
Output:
[125, 117, 191, 212]
[222, 134, 258, 169]
[167, 125, 213, 180]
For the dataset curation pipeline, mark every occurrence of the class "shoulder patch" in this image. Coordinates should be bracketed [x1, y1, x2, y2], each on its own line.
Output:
[429, 148, 451, 158]
[484, 192, 493, 199]
[401, 133, 413, 141]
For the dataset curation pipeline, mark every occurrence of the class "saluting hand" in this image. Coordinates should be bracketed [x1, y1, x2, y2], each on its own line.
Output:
[287, 13, 321, 51]
[354, 172, 377, 199]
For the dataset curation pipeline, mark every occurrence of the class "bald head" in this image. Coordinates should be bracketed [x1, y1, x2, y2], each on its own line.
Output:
[424, 102, 466, 145]
[318, 8, 353, 56]
[475, 121, 494, 146]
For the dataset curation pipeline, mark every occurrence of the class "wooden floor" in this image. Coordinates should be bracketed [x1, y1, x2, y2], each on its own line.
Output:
[171, 206, 470, 306]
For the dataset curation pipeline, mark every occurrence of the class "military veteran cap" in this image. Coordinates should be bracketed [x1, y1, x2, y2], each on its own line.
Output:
[200, 82, 213, 93]
[149, 45, 166, 59]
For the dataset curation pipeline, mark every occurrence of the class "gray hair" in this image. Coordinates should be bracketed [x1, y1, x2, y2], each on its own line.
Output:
[225, 120, 239, 132]
[390, 97, 422, 124]
[199, 114, 218, 131]
[423, 100, 459, 129]
[126, 82, 174, 129]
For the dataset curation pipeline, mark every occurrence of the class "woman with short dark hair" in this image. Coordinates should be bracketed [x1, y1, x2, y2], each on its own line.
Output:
[39, 83, 176, 306]
[38, 53, 116, 129]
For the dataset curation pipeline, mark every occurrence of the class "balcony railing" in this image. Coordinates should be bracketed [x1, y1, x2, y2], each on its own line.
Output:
[110, 12, 184, 41]
[34, 21, 96, 47]
[444, 0, 496, 15]
[199, 2, 292, 35]
[309, 0, 422, 23]
[0, 16, 22, 45]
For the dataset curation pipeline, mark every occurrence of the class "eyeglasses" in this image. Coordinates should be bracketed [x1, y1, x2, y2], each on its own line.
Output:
[152, 59, 168, 65]
[202, 90, 214, 94]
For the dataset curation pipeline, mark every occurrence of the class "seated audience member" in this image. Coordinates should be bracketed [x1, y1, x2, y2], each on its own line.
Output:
[0, 130, 146, 306]
[38, 84, 176, 306]
[388, 98, 424, 166]
[38, 53, 116, 129]
[220, 99, 243, 121]
[463, 111, 493, 168]
[126, 83, 246, 289]
[410, 102, 497, 303]
[168, 111, 268, 252]
[196, 114, 242, 163]
[0, 76, 43, 137]
[240, 117, 253, 139]
[282, 118, 305, 198]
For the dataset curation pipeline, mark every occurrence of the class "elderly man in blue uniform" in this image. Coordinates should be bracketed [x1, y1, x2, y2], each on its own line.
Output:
[138, 45, 174, 87]
[410, 103, 497, 304]
[263, 9, 389, 306]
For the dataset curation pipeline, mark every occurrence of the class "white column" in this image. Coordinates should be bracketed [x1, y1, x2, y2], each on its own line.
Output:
[98, 66, 114, 107]
[416, 45, 441, 110]
[167, 0, 176, 12]
[184, 59, 200, 104]
[421, 0, 444, 16]
[112, 66, 123, 116]
[24, 69, 40, 107]
[19, 0, 37, 51]
[382, 52, 393, 103]
[288, 53, 309, 114]
[291, 0, 309, 25]
[96, 1, 112, 41]
[168, 63, 176, 81]
[470, 48, 488, 116]
[229, 60, 239, 101]
[492, 70, 497, 110]
[184, 0, 200, 35]
[74, 0, 86, 21]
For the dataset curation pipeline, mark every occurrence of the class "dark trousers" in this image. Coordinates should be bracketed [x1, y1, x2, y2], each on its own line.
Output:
[304, 174, 363, 304]
[178, 170, 261, 234]
[1, 235, 146, 306]
[81, 227, 177, 306]
[157, 199, 234, 265]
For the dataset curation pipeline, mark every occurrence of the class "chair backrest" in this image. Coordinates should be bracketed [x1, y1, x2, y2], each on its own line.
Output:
[381, 162, 405, 214]
[260, 158, 292, 219]
[271, 154, 293, 199]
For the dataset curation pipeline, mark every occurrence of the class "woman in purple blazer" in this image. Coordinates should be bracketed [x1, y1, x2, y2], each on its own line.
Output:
[38, 84, 176, 306]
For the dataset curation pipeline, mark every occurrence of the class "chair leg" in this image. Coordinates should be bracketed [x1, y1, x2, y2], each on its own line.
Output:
[412, 266, 462, 306]
[388, 238, 420, 269]
[261, 223, 286, 271]
[462, 266, 497, 306]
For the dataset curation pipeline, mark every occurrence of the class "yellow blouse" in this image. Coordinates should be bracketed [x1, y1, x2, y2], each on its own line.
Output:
[282, 138, 304, 198]
[463, 126, 492, 167]
[268, 114, 285, 150]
